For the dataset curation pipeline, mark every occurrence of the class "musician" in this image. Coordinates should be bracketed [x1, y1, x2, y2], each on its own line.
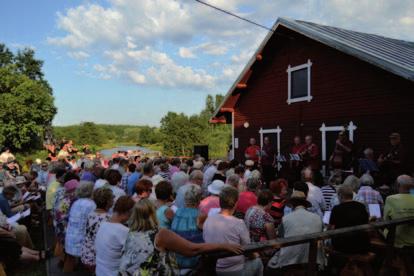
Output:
[290, 136, 305, 167]
[261, 136, 276, 186]
[378, 133, 406, 185]
[300, 135, 320, 171]
[329, 131, 354, 170]
[244, 138, 260, 163]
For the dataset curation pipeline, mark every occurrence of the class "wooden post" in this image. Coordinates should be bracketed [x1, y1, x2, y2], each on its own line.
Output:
[307, 240, 318, 276]
[200, 255, 217, 276]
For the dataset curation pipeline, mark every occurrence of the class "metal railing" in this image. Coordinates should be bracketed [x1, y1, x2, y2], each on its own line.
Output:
[201, 216, 414, 275]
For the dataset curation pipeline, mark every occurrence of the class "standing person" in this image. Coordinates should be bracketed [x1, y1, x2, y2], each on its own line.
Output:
[302, 168, 325, 217]
[64, 182, 96, 272]
[203, 186, 263, 276]
[378, 133, 406, 187]
[81, 188, 114, 271]
[244, 138, 260, 164]
[261, 137, 276, 187]
[300, 135, 320, 172]
[95, 196, 135, 276]
[329, 131, 354, 171]
[126, 163, 141, 196]
[36, 162, 49, 188]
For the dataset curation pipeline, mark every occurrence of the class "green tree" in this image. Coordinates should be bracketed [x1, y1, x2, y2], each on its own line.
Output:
[139, 126, 159, 144]
[14, 48, 44, 81]
[78, 122, 104, 146]
[0, 44, 13, 67]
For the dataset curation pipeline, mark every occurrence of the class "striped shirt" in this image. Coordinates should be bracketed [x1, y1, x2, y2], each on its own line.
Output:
[321, 185, 336, 211]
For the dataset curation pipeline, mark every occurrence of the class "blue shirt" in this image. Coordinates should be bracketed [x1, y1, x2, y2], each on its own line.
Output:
[0, 193, 12, 217]
[127, 172, 141, 196]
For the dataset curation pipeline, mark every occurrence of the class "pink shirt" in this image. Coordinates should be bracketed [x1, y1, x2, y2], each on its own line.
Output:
[199, 196, 220, 215]
[236, 191, 258, 214]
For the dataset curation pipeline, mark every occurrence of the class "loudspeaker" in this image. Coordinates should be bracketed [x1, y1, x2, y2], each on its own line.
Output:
[194, 145, 208, 160]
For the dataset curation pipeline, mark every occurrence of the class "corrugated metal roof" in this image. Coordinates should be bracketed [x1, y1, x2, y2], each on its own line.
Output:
[279, 17, 414, 82]
[212, 17, 414, 119]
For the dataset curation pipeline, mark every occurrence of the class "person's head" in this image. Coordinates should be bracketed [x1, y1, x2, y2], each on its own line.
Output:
[269, 178, 288, 198]
[179, 163, 189, 173]
[2, 147, 10, 153]
[112, 157, 121, 164]
[264, 136, 270, 145]
[360, 173, 374, 187]
[2, 186, 17, 200]
[119, 159, 129, 169]
[64, 179, 80, 193]
[293, 136, 301, 145]
[226, 174, 240, 189]
[219, 186, 239, 211]
[257, 189, 273, 208]
[75, 181, 94, 198]
[83, 159, 94, 171]
[343, 175, 360, 193]
[135, 179, 153, 198]
[363, 148, 374, 159]
[106, 169, 122, 186]
[171, 171, 190, 192]
[143, 162, 154, 176]
[184, 184, 202, 208]
[155, 180, 173, 202]
[208, 180, 225, 196]
[192, 160, 203, 171]
[234, 165, 245, 176]
[228, 159, 239, 169]
[55, 168, 67, 184]
[389, 133, 401, 146]
[63, 171, 80, 183]
[249, 138, 256, 146]
[171, 158, 181, 167]
[41, 162, 49, 171]
[93, 187, 114, 211]
[396, 175, 414, 193]
[293, 181, 309, 197]
[130, 199, 158, 232]
[246, 177, 261, 192]
[338, 131, 348, 142]
[113, 196, 135, 222]
[337, 184, 354, 203]
[301, 167, 314, 183]
[328, 171, 342, 186]
[189, 170, 203, 186]
[128, 163, 137, 173]
[159, 163, 169, 172]
[245, 160, 254, 168]
[305, 135, 313, 145]
[217, 161, 228, 172]
[288, 190, 311, 209]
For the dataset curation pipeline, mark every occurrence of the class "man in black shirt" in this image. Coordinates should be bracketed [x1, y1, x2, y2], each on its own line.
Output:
[329, 185, 370, 254]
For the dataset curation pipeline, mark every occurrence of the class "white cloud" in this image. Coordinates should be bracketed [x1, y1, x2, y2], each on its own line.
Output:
[68, 51, 89, 60]
[48, 0, 414, 91]
[179, 47, 196, 58]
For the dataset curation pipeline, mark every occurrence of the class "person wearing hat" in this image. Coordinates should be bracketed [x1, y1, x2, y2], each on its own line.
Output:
[199, 180, 225, 215]
[378, 132, 406, 185]
[267, 189, 324, 272]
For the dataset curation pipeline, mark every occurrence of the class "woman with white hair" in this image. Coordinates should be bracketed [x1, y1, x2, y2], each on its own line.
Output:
[64, 181, 96, 271]
[357, 173, 383, 207]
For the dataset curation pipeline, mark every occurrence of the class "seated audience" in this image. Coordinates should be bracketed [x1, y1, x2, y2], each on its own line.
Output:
[267, 190, 324, 271]
[155, 180, 174, 229]
[171, 185, 204, 269]
[132, 178, 152, 202]
[383, 175, 414, 248]
[236, 177, 260, 217]
[64, 181, 96, 271]
[302, 168, 325, 217]
[204, 186, 263, 276]
[106, 169, 126, 202]
[95, 196, 135, 276]
[357, 173, 383, 207]
[329, 185, 370, 254]
[244, 189, 275, 242]
[81, 187, 113, 271]
[199, 180, 225, 216]
[268, 179, 288, 227]
[212, 161, 228, 182]
[175, 170, 202, 208]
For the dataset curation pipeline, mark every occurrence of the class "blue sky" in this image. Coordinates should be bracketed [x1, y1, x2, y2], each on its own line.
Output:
[1, 0, 413, 126]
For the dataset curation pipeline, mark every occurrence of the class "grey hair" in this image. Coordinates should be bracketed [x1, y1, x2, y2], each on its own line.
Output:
[179, 163, 189, 172]
[246, 177, 261, 191]
[337, 184, 354, 202]
[75, 181, 94, 198]
[343, 175, 360, 192]
[171, 171, 189, 192]
[360, 173, 374, 186]
[363, 148, 374, 156]
[396, 175, 414, 188]
[184, 184, 202, 207]
[250, 170, 261, 179]
[189, 170, 204, 183]
[226, 174, 240, 188]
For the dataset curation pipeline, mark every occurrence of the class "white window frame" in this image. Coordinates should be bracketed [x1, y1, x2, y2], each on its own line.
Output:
[287, 59, 313, 104]
[259, 126, 282, 170]
[319, 121, 357, 173]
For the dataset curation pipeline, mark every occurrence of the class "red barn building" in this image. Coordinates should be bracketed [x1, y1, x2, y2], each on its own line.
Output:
[211, 18, 414, 174]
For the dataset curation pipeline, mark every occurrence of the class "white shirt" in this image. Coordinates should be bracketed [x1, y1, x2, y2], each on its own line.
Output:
[306, 182, 326, 215]
[109, 185, 126, 202]
[95, 222, 129, 276]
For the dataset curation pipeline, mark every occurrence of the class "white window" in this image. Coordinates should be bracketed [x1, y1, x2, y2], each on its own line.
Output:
[287, 59, 312, 104]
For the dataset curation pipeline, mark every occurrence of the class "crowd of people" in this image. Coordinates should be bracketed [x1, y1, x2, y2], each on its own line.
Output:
[0, 137, 413, 275]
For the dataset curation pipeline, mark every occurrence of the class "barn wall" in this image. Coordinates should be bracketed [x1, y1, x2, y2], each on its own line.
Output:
[233, 27, 414, 169]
